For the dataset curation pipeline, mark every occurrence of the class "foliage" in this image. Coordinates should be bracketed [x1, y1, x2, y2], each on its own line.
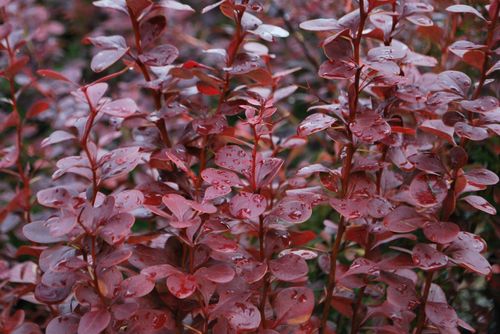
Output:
[0, 0, 499, 333]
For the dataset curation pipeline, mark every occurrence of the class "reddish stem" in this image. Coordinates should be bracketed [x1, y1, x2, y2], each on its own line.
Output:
[4, 37, 32, 224]
[320, 2, 367, 325]
[126, 6, 172, 147]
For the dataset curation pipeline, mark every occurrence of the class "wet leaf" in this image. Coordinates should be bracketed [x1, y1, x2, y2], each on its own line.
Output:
[423, 221, 459, 244]
[299, 18, 341, 31]
[274, 287, 314, 325]
[412, 243, 448, 270]
[229, 192, 266, 219]
[138, 44, 179, 66]
[446, 4, 485, 20]
[409, 173, 448, 207]
[101, 98, 138, 118]
[77, 309, 111, 334]
[166, 272, 197, 299]
[384, 205, 426, 233]
[297, 113, 336, 136]
[462, 195, 496, 215]
[269, 254, 308, 281]
[90, 48, 128, 73]
[214, 145, 252, 177]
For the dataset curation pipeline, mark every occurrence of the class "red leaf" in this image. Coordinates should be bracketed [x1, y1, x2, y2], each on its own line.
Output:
[299, 18, 341, 31]
[297, 113, 336, 136]
[0, 145, 18, 168]
[196, 81, 221, 96]
[37, 69, 73, 82]
[419, 119, 455, 144]
[322, 29, 353, 61]
[141, 264, 179, 280]
[269, 254, 308, 281]
[138, 44, 179, 66]
[201, 168, 240, 200]
[250, 24, 289, 42]
[446, 4, 486, 20]
[84, 35, 127, 49]
[201, 234, 239, 253]
[273, 199, 312, 223]
[158, 0, 195, 12]
[93, 0, 129, 14]
[23, 220, 65, 244]
[409, 173, 448, 207]
[166, 272, 197, 299]
[100, 213, 135, 245]
[126, 309, 173, 332]
[464, 168, 499, 186]
[408, 153, 446, 175]
[229, 191, 266, 219]
[318, 60, 357, 80]
[412, 243, 448, 270]
[41, 130, 76, 147]
[77, 309, 111, 334]
[425, 302, 458, 331]
[36, 187, 72, 208]
[84, 82, 109, 108]
[27, 100, 51, 118]
[120, 274, 155, 298]
[384, 205, 426, 233]
[289, 230, 316, 246]
[90, 48, 129, 73]
[462, 195, 496, 215]
[46, 315, 79, 334]
[460, 96, 498, 113]
[367, 46, 407, 62]
[162, 193, 191, 220]
[98, 247, 133, 268]
[3, 56, 29, 78]
[99, 146, 141, 180]
[274, 287, 314, 325]
[195, 263, 235, 283]
[101, 98, 138, 118]
[255, 157, 283, 188]
[214, 145, 252, 177]
[380, 272, 419, 310]
[423, 221, 460, 244]
[350, 109, 391, 143]
[436, 71, 471, 97]
[140, 15, 167, 47]
[454, 122, 489, 141]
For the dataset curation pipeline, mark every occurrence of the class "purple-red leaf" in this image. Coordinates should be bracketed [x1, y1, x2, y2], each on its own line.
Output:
[384, 205, 427, 233]
[99, 147, 141, 180]
[214, 145, 252, 177]
[299, 18, 341, 31]
[446, 5, 486, 20]
[273, 287, 314, 325]
[90, 48, 129, 73]
[423, 221, 460, 244]
[121, 274, 155, 298]
[297, 113, 336, 136]
[229, 191, 266, 219]
[77, 309, 111, 334]
[269, 254, 308, 281]
[409, 173, 448, 207]
[138, 44, 179, 66]
[167, 272, 196, 299]
[412, 243, 448, 270]
[101, 98, 138, 118]
[462, 195, 496, 215]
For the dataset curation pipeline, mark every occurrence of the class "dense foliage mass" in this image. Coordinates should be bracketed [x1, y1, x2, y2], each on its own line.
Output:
[0, 0, 499, 333]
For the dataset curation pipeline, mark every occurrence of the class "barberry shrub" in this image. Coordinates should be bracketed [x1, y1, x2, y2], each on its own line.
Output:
[0, 0, 499, 333]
